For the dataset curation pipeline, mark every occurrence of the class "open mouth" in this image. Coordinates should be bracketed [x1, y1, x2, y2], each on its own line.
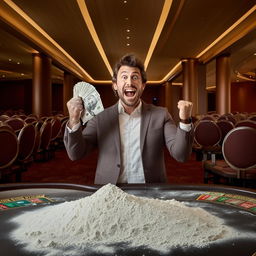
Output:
[124, 88, 136, 97]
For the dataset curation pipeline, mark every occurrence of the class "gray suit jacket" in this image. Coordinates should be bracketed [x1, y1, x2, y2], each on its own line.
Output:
[64, 102, 194, 184]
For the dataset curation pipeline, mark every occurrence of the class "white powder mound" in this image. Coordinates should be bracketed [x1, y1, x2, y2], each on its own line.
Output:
[10, 184, 237, 255]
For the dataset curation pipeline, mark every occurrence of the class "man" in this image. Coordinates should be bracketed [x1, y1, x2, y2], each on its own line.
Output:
[64, 54, 194, 184]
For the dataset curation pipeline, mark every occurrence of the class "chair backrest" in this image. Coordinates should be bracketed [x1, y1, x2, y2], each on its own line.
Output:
[5, 117, 25, 133]
[51, 118, 62, 141]
[0, 115, 9, 122]
[0, 128, 19, 169]
[235, 120, 256, 129]
[17, 124, 36, 161]
[194, 120, 221, 147]
[248, 115, 256, 121]
[24, 116, 38, 124]
[39, 121, 52, 150]
[222, 127, 256, 170]
[201, 115, 215, 121]
[216, 120, 235, 143]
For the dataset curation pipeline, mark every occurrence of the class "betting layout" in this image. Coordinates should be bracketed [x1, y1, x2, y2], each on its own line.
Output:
[0, 195, 54, 210]
[197, 192, 256, 214]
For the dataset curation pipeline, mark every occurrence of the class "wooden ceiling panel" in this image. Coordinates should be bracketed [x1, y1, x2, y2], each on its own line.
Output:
[12, 0, 110, 80]
[86, 0, 165, 68]
[147, 0, 256, 81]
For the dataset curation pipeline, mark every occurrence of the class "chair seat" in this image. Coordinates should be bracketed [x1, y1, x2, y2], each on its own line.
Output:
[204, 160, 256, 180]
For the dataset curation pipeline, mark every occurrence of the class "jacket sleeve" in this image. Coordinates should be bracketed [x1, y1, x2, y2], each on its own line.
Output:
[64, 118, 98, 161]
[164, 110, 194, 162]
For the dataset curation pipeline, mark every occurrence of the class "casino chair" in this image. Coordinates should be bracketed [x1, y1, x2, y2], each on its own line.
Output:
[13, 124, 36, 181]
[216, 120, 235, 145]
[193, 120, 222, 163]
[235, 120, 256, 129]
[203, 127, 256, 187]
[248, 115, 256, 121]
[33, 121, 52, 161]
[48, 117, 62, 156]
[5, 117, 25, 135]
[0, 127, 19, 182]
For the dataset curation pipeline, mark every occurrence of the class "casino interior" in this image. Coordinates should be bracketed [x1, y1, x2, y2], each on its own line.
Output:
[0, 1, 256, 255]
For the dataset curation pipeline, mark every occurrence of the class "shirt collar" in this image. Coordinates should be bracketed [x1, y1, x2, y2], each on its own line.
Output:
[118, 100, 142, 115]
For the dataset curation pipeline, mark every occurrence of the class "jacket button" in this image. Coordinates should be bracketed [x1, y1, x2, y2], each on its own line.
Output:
[117, 164, 120, 168]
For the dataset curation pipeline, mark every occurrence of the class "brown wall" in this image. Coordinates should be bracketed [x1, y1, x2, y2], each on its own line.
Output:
[0, 79, 63, 115]
[231, 82, 256, 113]
[0, 80, 32, 113]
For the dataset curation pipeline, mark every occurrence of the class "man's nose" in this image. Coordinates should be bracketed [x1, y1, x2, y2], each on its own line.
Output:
[126, 76, 132, 85]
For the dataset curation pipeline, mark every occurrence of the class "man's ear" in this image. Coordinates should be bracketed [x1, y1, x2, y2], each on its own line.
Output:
[112, 83, 117, 90]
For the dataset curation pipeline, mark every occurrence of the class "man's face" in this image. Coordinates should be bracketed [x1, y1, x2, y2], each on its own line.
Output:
[113, 65, 145, 109]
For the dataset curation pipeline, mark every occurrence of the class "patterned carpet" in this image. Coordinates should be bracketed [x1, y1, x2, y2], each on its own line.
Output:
[21, 148, 204, 185]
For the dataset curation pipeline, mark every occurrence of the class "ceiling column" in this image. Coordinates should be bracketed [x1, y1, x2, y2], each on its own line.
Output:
[216, 54, 231, 115]
[32, 53, 52, 117]
[165, 82, 181, 124]
[63, 72, 75, 116]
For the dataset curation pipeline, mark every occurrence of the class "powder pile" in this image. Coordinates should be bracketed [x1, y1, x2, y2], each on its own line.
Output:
[10, 184, 236, 255]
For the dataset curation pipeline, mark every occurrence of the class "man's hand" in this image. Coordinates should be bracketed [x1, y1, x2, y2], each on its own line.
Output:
[67, 97, 84, 128]
[177, 100, 193, 123]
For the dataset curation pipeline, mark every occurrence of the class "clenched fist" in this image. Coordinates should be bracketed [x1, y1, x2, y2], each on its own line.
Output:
[67, 97, 84, 128]
[177, 100, 193, 122]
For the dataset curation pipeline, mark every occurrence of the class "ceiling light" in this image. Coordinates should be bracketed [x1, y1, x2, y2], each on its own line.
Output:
[123, 1, 127, 3]
[8, 58, 12, 61]
[2, 74, 6, 78]
[125, 17, 129, 20]
[126, 36, 130, 39]
[254, 53, 256, 55]
[126, 29, 130, 33]
[126, 43, 130, 46]
[21, 73, 24, 76]
[17, 62, 20, 64]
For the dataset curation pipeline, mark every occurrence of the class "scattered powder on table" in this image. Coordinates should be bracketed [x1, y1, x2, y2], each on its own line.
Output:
[10, 184, 237, 255]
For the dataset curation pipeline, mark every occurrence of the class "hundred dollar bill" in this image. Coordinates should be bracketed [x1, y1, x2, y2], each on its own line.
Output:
[73, 81, 104, 124]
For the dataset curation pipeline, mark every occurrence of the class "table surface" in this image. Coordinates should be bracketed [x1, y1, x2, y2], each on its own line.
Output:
[0, 183, 255, 256]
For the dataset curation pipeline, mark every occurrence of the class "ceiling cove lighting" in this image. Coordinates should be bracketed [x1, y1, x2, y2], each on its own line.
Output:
[2, 0, 93, 82]
[144, 0, 173, 70]
[77, 0, 113, 77]
[160, 4, 256, 84]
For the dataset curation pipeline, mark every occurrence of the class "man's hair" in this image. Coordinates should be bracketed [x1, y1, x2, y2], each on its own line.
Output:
[112, 54, 147, 83]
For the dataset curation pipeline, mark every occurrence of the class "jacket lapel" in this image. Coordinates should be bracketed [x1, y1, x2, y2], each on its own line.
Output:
[108, 103, 121, 157]
[140, 102, 152, 152]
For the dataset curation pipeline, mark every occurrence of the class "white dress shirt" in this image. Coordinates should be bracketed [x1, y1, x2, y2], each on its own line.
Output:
[117, 100, 145, 184]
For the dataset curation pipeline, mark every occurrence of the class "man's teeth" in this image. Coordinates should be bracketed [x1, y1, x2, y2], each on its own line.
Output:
[124, 89, 136, 96]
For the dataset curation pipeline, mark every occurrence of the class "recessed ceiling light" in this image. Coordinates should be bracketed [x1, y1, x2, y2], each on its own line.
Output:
[126, 29, 130, 33]
[21, 73, 24, 76]
[8, 58, 12, 61]
[125, 17, 129, 20]
[123, 0, 127, 3]
[126, 36, 130, 39]
[17, 62, 20, 65]
[126, 43, 130, 46]
[2, 74, 6, 78]
[254, 53, 256, 55]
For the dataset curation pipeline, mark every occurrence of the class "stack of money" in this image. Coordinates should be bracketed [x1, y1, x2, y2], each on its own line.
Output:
[73, 81, 104, 124]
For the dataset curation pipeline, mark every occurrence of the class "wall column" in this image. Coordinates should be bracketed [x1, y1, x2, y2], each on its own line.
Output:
[63, 72, 75, 115]
[216, 54, 231, 114]
[182, 59, 198, 116]
[32, 53, 52, 117]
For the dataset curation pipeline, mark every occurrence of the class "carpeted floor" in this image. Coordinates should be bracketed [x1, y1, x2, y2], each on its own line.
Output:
[20, 148, 204, 185]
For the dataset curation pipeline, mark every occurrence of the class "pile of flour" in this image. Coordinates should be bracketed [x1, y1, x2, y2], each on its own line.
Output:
[10, 184, 237, 255]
